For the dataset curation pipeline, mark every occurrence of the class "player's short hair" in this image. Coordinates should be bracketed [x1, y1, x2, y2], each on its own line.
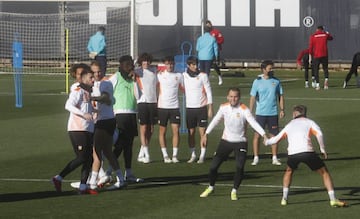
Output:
[187, 56, 198, 65]
[293, 105, 307, 117]
[137, 52, 153, 65]
[261, 60, 274, 70]
[317, 25, 324, 30]
[70, 63, 90, 78]
[119, 55, 133, 64]
[205, 20, 212, 26]
[98, 26, 105, 33]
[163, 56, 174, 63]
[204, 25, 211, 33]
[90, 60, 100, 68]
[80, 67, 93, 78]
[228, 87, 241, 96]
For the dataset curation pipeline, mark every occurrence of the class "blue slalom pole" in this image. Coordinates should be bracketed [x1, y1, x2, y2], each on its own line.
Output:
[180, 93, 187, 134]
[13, 34, 23, 108]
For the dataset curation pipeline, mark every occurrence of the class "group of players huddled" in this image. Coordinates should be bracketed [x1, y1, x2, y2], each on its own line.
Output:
[51, 53, 216, 194]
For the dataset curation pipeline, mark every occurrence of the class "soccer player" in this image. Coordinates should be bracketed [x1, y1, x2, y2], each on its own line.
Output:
[88, 61, 126, 190]
[157, 56, 184, 163]
[108, 55, 143, 183]
[135, 53, 158, 164]
[87, 26, 107, 75]
[183, 56, 213, 164]
[264, 105, 346, 207]
[69, 63, 90, 91]
[52, 68, 96, 194]
[199, 87, 267, 200]
[249, 60, 284, 166]
[296, 48, 314, 88]
[309, 25, 333, 90]
[343, 52, 360, 88]
[205, 20, 224, 85]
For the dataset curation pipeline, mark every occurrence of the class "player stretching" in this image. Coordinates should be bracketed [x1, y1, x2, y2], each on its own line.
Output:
[183, 56, 213, 164]
[264, 105, 346, 207]
[200, 87, 267, 200]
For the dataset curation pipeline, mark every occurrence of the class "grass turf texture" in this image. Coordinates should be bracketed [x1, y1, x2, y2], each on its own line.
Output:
[0, 70, 359, 218]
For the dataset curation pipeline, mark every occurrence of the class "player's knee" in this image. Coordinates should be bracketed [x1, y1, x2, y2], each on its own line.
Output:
[285, 167, 293, 174]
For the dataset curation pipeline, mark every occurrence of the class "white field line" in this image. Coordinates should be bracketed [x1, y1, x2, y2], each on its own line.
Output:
[198, 182, 321, 190]
[0, 177, 321, 189]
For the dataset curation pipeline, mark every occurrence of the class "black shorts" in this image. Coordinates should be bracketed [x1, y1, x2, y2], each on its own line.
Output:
[214, 140, 248, 161]
[287, 152, 326, 171]
[186, 106, 208, 129]
[138, 103, 158, 125]
[68, 131, 93, 153]
[95, 118, 116, 136]
[157, 108, 181, 126]
[198, 60, 212, 75]
[255, 115, 279, 135]
[115, 113, 138, 137]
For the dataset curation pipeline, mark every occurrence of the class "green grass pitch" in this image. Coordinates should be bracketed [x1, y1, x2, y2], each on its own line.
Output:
[0, 69, 359, 218]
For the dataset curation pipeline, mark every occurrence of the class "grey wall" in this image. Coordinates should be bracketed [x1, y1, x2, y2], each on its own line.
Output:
[1, 0, 360, 62]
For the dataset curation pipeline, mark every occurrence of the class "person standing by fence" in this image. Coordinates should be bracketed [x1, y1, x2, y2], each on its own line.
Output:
[88, 26, 107, 75]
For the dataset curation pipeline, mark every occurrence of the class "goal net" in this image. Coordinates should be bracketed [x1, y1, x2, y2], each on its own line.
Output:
[0, 1, 132, 75]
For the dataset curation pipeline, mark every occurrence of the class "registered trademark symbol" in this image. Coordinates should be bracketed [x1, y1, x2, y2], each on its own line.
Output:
[303, 16, 314, 27]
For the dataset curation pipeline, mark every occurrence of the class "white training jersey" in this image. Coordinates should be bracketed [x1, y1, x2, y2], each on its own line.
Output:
[70, 82, 80, 92]
[183, 72, 213, 108]
[65, 85, 94, 132]
[206, 103, 265, 142]
[135, 67, 158, 103]
[266, 117, 326, 155]
[157, 71, 184, 109]
[92, 79, 115, 121]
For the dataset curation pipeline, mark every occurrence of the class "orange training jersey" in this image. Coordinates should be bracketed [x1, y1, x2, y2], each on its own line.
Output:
[183, 72, 213, 108]
[157, 70, 184, 109]
[266, 117, 326, 155]
[65, 85, 94, 132]
[206, 102, 265, 142]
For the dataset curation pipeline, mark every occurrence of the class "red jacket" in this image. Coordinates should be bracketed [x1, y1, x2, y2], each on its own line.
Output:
[210, 28, 224, 50]
[296, 49, 310, 65]
[309, 30, 333, 58]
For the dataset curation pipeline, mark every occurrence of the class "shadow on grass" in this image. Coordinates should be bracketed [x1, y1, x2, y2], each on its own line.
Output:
[0, 190, 75, 203]
[124, 169, 283, 191]
[325, 156, 360, 162]
[345, 187, 360, 196]
[239, 186, 360, 206]
[247, 153, 360, 163]
[245, 153, 288, 160]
